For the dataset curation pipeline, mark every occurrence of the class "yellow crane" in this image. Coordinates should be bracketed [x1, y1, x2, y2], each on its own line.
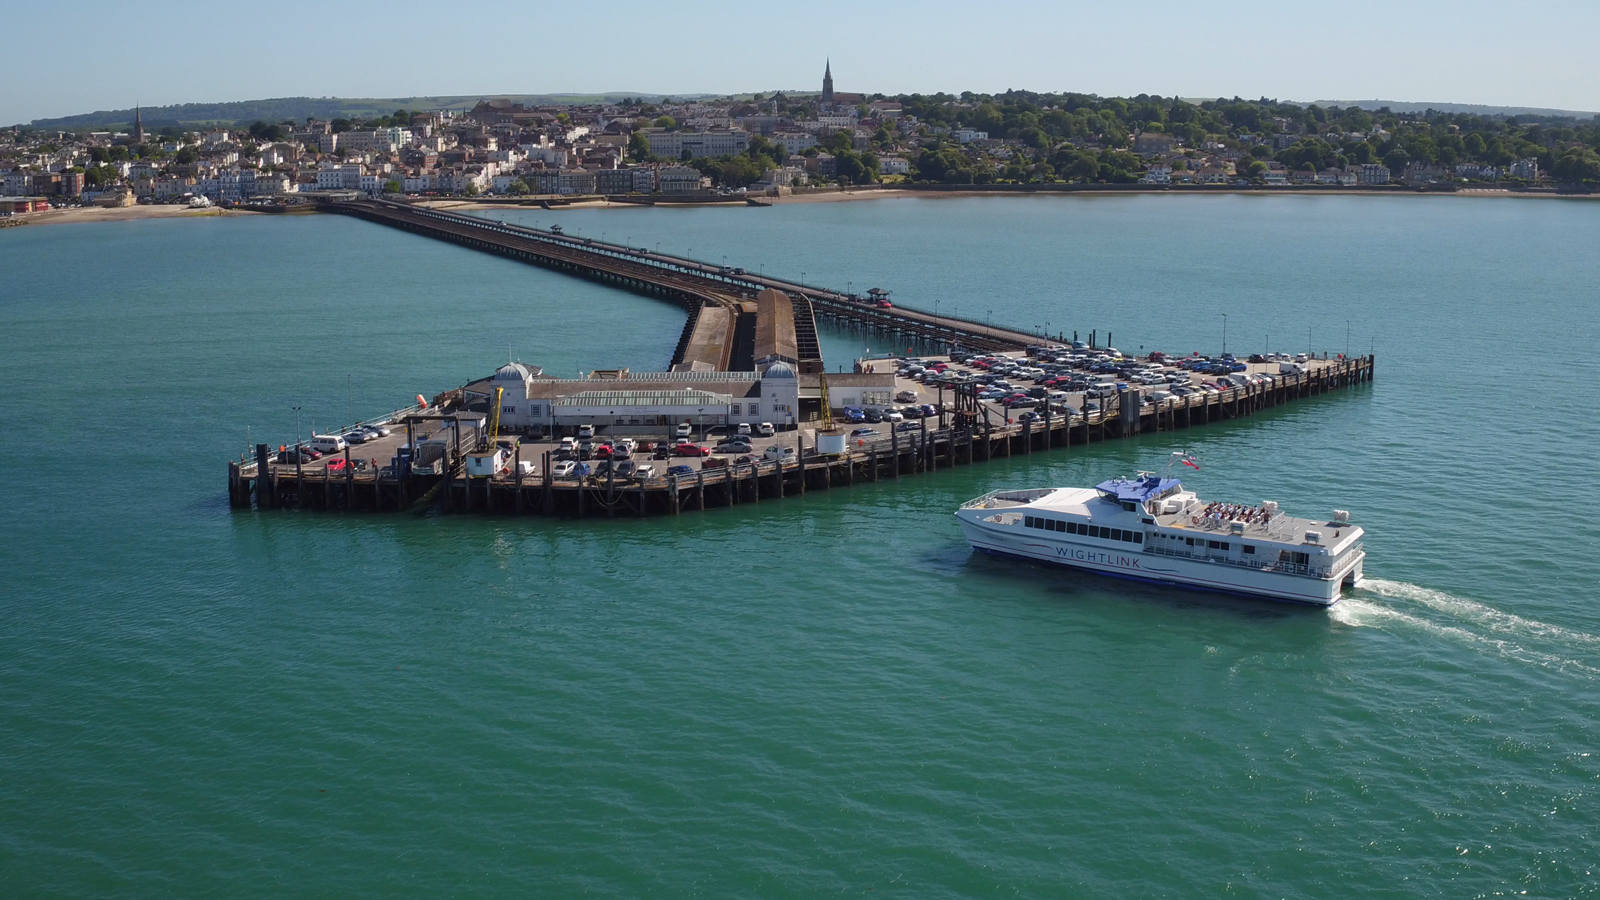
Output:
[486, 386, 503, 450]
[818, 372, 833, 430]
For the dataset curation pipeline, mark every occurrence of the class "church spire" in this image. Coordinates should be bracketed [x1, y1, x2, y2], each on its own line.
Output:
[822, 59, 834, 104]
[134, 104, 144, 143]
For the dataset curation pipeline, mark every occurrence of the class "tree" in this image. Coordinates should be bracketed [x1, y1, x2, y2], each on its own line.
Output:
[383, 180, 402, 194]
[1383, 147, 1411, 172]
[174, 147, 198, 165]
[330, 118, 352, 134]
[628, 131, 653, 161]
[1552, 148, 1600, 184]
[248, 121, 285, 142]
[1051, 148, 1099, 182]
[654, 116, 676, 130]
[508, 179, 530, 195]
[464, 182, 480, 197]
[84, 164, 118, 187]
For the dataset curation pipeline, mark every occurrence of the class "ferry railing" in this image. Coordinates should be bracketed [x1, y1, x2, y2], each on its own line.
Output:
[1145, 542, 1362, 580]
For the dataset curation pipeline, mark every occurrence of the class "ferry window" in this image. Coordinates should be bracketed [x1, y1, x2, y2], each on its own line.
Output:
[1051, 520, 1063, 532]
[1069, 522, 1080, 534]
[1207, 540, 1220, 550]
[1110, 529, 1123, 541]
[1185, 537, 1194, 546]
[1025, 516, 1035, 528]
[1221, 542, 1229, 551]
[1242, 545, 1256, 555]
[1132, 533, 1142, 544]
[1090, 526, 1101, 538]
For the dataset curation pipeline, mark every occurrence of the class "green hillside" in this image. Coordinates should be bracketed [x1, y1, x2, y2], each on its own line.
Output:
[23, 93, 711, 131]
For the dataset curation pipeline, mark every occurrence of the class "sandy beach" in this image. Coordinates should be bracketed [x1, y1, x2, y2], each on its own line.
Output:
[4, 204, 265, 228]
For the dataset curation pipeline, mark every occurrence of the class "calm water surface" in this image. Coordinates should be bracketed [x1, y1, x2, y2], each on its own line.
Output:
[2, 195, 1597, 898]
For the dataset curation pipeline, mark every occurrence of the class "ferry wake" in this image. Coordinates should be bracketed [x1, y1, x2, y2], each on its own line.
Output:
[954, 454, 1365, 606]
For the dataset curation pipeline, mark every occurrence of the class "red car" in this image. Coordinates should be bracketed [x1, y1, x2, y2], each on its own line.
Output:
[673, 443, 711, 457]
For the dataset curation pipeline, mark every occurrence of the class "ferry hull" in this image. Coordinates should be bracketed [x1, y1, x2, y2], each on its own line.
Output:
[958, 517, 1349, 607]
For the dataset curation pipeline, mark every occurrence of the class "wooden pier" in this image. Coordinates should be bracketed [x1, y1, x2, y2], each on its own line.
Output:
[323, 199, 1041, 352]
[231, 356, 1374, 517]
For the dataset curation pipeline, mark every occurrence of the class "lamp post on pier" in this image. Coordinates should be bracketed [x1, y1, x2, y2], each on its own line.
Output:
[292, 405, 303, 487]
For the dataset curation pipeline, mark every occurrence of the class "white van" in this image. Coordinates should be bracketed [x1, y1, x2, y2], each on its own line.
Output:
[577, 424, 595, 440]
[310, 435, 347, 454]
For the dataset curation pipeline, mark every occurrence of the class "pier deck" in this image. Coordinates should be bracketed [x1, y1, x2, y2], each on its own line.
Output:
[231, 355, 1374, 518]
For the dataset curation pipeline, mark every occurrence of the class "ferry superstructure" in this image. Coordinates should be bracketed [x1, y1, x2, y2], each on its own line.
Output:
[954, 470, 1365, 606]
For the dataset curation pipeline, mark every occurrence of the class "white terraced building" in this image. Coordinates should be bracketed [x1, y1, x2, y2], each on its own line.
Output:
[465, 362, 802, 436]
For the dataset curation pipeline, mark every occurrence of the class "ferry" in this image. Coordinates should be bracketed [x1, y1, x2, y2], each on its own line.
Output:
[954, 457, 1364, 606]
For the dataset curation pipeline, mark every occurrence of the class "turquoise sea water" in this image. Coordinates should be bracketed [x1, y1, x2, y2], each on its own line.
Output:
[2, 195, 1597, 897]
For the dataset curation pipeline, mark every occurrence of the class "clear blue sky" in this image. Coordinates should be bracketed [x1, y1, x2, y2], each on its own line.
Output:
[8, 0, 1598, 124]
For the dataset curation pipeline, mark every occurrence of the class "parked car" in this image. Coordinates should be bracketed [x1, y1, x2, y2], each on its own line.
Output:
[757, 422, 775, 437]
[702, 457, 728, 469]
[553, 460, 580, 477]
[850, 427, 881, 438]
[615, 461, 637, 479]
[666, 464, 696, 477]
[675, 422, 692, 438]
[633, 465, 656, 480]
[736, 423, 752, 437]
[674, 443, 711, 457]
[578, 424, 595, 440]
[881, 409, 904, 423]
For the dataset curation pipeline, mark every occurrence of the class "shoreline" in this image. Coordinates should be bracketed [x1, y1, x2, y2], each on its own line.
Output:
[7, 182, 1592, 230]
[411, 184, 1599, 212]
[3, 204, 265, 228]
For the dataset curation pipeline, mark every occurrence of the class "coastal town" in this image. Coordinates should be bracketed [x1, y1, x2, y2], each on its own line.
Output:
[4, 63, 1598, 216]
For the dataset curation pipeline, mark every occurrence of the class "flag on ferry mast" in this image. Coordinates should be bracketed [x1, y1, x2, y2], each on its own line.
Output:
[1183, 456, 1201, 470]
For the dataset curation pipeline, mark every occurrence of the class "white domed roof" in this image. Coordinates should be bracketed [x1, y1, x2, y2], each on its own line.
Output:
[763, 362, 796, 379]
[495, 362, 535, 380]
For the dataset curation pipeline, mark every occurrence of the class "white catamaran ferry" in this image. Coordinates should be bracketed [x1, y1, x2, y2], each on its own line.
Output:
[955, 457, 1365, 606]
